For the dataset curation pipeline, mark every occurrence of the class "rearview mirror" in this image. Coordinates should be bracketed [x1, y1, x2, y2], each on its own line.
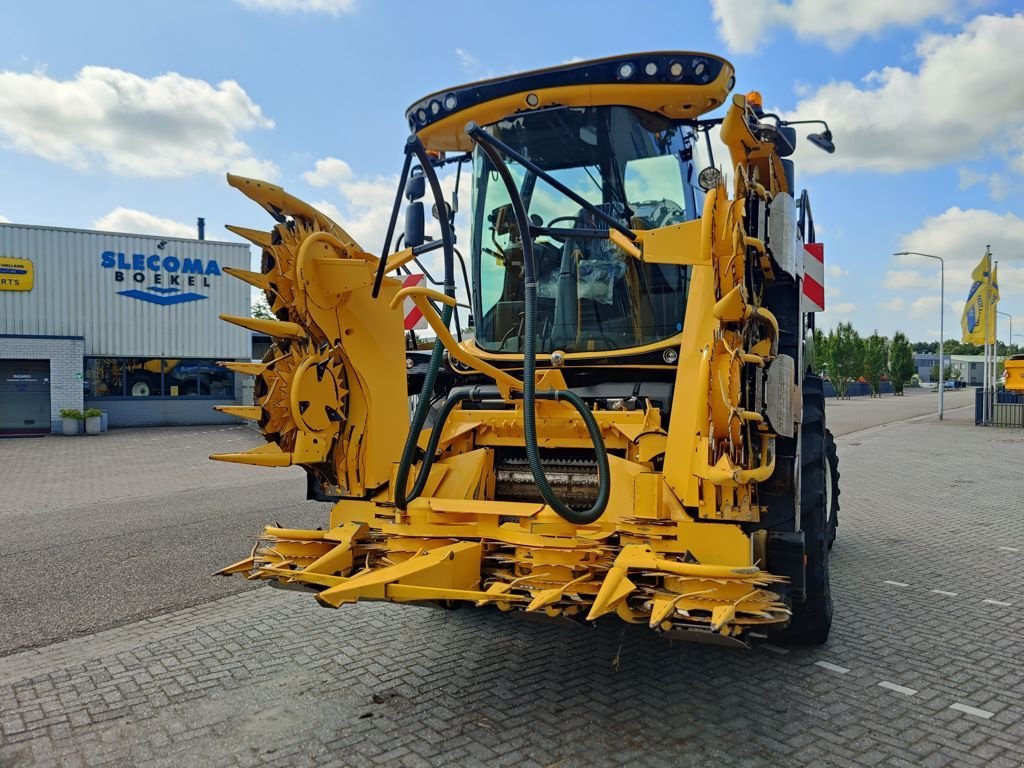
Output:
[406, 171, 426, 201]
[405, 202, 424, 248]
[807, 130, 835, 154]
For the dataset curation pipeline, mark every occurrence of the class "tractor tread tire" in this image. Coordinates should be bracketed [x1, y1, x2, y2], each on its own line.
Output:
[779, 373, 834, 644]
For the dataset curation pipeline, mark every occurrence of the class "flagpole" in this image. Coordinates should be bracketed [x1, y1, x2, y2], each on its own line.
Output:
[992, 258, 999, 423]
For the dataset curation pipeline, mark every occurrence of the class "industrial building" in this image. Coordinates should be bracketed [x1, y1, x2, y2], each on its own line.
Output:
[0, 222, 251, 436]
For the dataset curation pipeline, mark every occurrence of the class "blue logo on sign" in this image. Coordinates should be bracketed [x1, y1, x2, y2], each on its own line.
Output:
[116, 286, 209, 305]
[101, 250, 220, 306]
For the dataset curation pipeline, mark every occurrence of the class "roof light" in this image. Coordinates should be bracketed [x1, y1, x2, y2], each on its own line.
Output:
[644, 62, 658, 76]
[669, 61, 684, 79]
[663, 348, 679, 364]
[417, 108, 427, 123]
[618, 62, 635, 79]
[746, 91, 763, 110]
[443, 93, 457, 110]
[430, 100, 441, 115]
[525, 93, 539, 107]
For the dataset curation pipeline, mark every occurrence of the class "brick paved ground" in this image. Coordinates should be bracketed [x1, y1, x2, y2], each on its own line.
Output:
[823, 387, 974, 437]
[0, 426, 321, 655]
[1, 407, 1022, 767]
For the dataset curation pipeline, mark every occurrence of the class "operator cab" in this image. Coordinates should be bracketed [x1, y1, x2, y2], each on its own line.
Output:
[407, 52, 736, 356]
[471, 105, 702, 353]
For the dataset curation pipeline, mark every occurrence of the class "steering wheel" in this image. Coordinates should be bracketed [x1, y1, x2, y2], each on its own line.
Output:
[539, 215, 582, 242]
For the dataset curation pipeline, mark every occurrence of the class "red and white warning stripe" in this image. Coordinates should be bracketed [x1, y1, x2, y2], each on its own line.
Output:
[802, 242, 825, 313]
[402, 273, 429, 331]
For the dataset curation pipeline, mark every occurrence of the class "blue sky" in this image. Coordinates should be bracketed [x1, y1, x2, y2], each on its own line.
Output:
[1, 0, 1022, 343]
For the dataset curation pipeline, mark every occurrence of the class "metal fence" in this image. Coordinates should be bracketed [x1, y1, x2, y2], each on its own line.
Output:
[975, 388, 1024, 427]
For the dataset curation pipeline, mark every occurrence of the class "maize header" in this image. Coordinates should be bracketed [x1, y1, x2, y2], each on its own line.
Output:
[215, 52, 841, 646]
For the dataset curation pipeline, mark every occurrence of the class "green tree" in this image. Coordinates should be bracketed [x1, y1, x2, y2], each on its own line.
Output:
[251, 295, 273, 319]
[863, 331, 888, 397]
[808, 325, 828, 374]
[888, 331, 915, 396]
[825, 322, 864, 399]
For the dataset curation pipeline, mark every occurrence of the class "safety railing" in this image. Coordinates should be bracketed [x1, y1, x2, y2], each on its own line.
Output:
[975, 388, 1024, 427]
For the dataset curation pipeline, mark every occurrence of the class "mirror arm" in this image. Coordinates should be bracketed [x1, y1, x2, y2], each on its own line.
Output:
[372, 146, 414, 298]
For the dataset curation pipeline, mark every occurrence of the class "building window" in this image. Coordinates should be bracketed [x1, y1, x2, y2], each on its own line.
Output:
[83, 357, 235, 399]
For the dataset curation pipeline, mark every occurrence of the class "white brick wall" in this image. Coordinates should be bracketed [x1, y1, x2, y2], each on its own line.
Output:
[0, 336, 85, 432]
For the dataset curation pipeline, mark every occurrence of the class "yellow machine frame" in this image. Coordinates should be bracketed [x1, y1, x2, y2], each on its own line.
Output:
[213, 52, 830, 645]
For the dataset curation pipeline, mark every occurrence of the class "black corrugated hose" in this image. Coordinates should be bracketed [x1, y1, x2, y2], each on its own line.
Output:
[467, 123, 609, 525]
[394, 137, 457, 511]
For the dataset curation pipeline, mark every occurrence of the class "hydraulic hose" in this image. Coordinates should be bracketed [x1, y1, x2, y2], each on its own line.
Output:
[394, 136, 457, 511]
[403, 386, 498, 504]
[467, 122, 610, 525]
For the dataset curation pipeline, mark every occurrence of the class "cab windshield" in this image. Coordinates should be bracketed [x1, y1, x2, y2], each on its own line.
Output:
[469, 105, 702, 354]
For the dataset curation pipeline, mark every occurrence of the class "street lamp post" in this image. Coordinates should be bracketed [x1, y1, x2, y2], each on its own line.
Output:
[997, 311, 1012, 351]
[894, 251, 945, 420]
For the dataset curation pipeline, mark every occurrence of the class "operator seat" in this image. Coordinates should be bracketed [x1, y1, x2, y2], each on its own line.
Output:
[550, 202, 631, 350]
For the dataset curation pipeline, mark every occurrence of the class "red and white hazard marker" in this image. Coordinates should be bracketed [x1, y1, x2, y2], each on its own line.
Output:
[402, 274, 429, 331]
[802, 242, 825, 313]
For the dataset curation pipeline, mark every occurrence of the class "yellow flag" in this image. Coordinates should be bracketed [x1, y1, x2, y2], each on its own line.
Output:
[991, 263, 999, 304]
[961, 252, 992, 344]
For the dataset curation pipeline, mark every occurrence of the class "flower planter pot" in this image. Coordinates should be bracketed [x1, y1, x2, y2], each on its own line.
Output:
[85, 416, 102, 435]
[62, 417, 79, 436]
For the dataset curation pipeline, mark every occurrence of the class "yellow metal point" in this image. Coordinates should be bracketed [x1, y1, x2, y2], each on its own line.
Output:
[648, 589, 714, 628]
[219, 314, 304, 339]
[223, 266, 275, 292]
[711, 604, 738, 633]
[526, 573, 591, 612]
[226, 174, 359, 247]
[586, 567, 636, 621]
[217, 361, 268, 376]
[210, 443, 292, 467]
[225, 224, 274, 249]
[215, 556, 255, 576]
[316, 542, 481, 608]
[213, 405, 261, 421]
[475, 582, 513, 607]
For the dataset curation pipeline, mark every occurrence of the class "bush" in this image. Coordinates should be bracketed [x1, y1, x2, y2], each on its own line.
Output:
[83, 408, 102, 418]
[60, 408, 84, 420]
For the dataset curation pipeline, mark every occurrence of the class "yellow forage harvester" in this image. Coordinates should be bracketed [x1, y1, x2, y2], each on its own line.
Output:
[214, 52, 841, 646]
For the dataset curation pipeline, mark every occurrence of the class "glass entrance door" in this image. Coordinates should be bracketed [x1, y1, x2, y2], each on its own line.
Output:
[0, 360, 52, 436]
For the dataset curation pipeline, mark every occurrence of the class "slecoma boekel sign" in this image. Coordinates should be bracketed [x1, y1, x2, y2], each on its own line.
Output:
[100, 250, 222, 306]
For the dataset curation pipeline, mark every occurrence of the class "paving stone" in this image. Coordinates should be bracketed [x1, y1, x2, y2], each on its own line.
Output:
[1, 403, 1021, 767]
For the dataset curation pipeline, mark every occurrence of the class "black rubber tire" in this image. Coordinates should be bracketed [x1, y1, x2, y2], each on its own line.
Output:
[825, 429, 840, 549]
[783, 373, 833, 644]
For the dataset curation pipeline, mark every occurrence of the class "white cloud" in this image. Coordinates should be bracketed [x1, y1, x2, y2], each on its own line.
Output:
[884, 269, 939, 290]
[897, 207, 1024, 267]
[311, 200, 344, 222]
[959, 168, 1011, 200]
[909, 295, 944, 318]
[786, 14, 1024, 174]
[235, 0, 356, 15]
[93, 207, 196, 239]
[0, 213, 9, 223]
[0, 66, 277, 178]
[711, 0, 954, 53]
[826, 302, 857, 315]
[826, 264, 848, 279]
[301, 156, 468, 258]
[455, 48, 480, 73]
[302, 156, 354, 188]
[879, 297, 906, 312]
[897, 205, 1024, 317]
